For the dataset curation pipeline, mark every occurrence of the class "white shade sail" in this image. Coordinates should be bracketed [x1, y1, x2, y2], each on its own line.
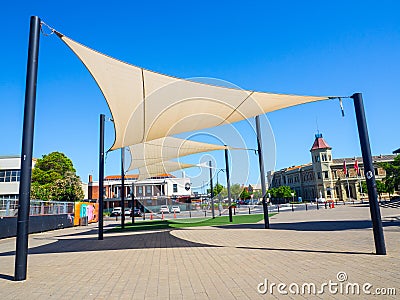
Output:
[128, 136, 228, 171]
[56, 32, 332, 151]
[137, 161, 197, 180]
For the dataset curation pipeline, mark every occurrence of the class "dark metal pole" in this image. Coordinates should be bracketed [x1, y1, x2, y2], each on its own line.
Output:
[209, 161, 215, 218]
[255, 115, 270, 229]
[121, 148, 125, 229]
[98, 114, 105, 240]
[131, 182, 135, 224]
[351, 93, 386, 255]
[225, 148, 233, 222]
[14, 15, 41, 281]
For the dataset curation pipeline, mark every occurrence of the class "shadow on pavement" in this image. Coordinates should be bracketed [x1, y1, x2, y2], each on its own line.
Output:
[216, 219, 400, 231]
[0, 274, 14, 281]
[0, 230, 219, 258]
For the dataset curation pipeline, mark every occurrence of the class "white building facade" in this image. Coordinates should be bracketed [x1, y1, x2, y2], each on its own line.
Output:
[0, 156, 36, 201]
[88, 174, 192, 209]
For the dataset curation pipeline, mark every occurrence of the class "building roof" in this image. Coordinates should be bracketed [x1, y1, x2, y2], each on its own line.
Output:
[286, 165, 302, 171]
[105, 174, 139, 180]
[332, 154, 397, 165]
[310, 133, 331, 151]
[0, 155, 21, 159]
[274, 163, 312, 174]
[104, 173, 175, 180]
[393, 148, 400, 154]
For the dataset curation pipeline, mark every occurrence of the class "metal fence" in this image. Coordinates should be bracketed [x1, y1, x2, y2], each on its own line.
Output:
[0, 199, 74, 217]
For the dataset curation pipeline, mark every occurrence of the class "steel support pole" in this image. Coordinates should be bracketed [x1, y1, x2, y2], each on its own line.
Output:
[352, 93, 386, 255]
[255, 116, 270, 229]
[225, 148, 233, 222]
[98, 114, 105, 240]
[131, 182, 135, 223]
[121, 148, 125, 228]
[209, 161, 215, 218]
[14, 15, 41, 281]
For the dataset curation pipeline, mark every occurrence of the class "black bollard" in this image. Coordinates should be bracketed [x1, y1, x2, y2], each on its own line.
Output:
[305, 203, 308, 211]
[249, 207, 251, 214]
[291, 203, 294, 212]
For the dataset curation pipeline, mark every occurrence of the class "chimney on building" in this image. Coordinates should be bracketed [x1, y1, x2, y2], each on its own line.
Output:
[89, 174, 93, 183]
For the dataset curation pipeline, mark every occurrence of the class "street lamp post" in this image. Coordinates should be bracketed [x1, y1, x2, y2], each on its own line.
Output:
[209, 161, 215, 218]
[255, 115, 270, 229]
[216, 169, 225, 216]
[225, 148, 233, 222]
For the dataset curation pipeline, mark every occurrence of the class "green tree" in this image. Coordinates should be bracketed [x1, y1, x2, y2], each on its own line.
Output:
[380, 155, 400, 195]
[267, 187, 278, 199]
[252, 190, 262, 200]
[277, 185, 295, 199]
[361, 180, 388, 200]
[240, 189, 251, 200]
[31, 152, 84, 201]
[230, 184, 242, 200]
[219, 186, 228, 198]
[268, 186, 295, 203]
[213, 183, 224, 196]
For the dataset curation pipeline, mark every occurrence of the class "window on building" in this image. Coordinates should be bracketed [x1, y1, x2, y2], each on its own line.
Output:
[317, 172, 321, 179]
[173, 184, 178, 193]
[146, 186, 152, 196]
[315, 155, 320, 162]
[137, 186, 143, 196]
[327, 187, 332, 196]
[0, 170, 21, 182]
[322, 154, 327, 161]
[374, 168, 378, 176]
[332, 170, 337, 179]
[328, 155, 332, 161]
[324, 171, 329, 179]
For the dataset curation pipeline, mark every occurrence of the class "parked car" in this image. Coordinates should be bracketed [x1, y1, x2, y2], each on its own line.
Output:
[160, 205, 170, 214]
[110, 207, 122, 216]
[124, 208, 131, 216]
[171, 206, 181, 213]
[130, 208, 142, 217]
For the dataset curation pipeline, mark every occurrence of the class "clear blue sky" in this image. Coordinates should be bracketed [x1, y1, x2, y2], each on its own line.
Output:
[1, 1, 399, 192]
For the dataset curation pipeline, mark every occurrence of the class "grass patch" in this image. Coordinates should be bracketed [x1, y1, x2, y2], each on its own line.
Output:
[109, 213, 276, 232]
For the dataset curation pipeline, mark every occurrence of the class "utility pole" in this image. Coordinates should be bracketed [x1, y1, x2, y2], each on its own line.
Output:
[352, 93, 386, 255]
[255, 116, 270, 229]
[15, 15, 41, 281]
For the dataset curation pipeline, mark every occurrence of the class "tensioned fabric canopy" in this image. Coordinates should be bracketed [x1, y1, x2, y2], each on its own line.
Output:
[127, 136, 228, 171]
[56, 32, 332, 151]
[136, 161, 197, 181]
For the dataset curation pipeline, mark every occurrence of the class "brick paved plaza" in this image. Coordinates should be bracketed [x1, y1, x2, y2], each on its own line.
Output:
[0, 204, 399, 299]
